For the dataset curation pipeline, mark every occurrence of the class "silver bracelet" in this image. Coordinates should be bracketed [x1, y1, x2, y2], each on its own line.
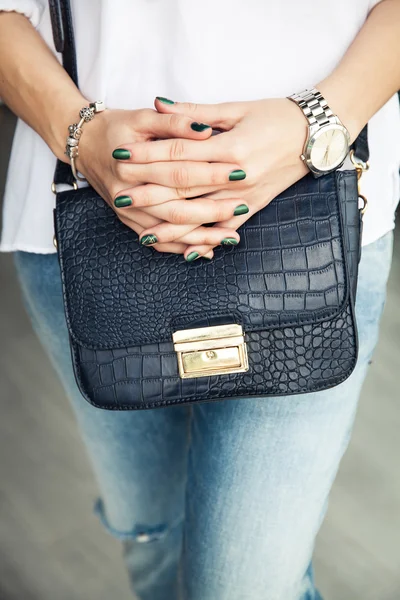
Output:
[65, 101, 106, 182]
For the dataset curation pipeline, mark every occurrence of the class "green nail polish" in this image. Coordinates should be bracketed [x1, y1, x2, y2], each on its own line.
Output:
[221, 238, 239, 246]
[229, 169, 246, 181]
[233, 204, 249, 216]
[114, 195, 132, 208]
[141, 234, 158, 246]
[156, 96, 175, 105]
[191, 122, 211, 132]
[112, 148, 131, 160]
[186, 252, 200, 262]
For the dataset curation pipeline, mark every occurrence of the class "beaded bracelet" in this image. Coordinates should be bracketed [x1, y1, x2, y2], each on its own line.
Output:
[65, 101, 106, 181]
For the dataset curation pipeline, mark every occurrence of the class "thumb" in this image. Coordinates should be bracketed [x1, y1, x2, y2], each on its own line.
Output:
[154, 97, 242, 130]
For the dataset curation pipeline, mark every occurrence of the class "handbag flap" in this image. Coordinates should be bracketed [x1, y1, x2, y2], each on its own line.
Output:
[55, 172, 356, 350]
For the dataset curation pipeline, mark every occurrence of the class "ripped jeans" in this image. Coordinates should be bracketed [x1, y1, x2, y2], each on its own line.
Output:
[13, 231, 393, 600]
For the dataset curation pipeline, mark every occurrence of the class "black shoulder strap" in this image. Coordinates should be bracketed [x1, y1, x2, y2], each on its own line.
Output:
[49, 0, 369, 185]
[49, 0, 78, 186]
[352, 122, 369, 163]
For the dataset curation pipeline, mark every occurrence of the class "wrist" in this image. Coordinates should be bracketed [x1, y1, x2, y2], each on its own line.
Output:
[46, 93, 89, 162]
[316, 77, 365, 143]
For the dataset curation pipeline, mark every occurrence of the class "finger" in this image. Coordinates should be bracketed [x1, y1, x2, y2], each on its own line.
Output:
[181, 245, 216, 262]
[183, 244, 216, 261]
[183, 206, 255, 259]
[113, 183, 221, 209]
[144, 198, 250, 225]
[118, 213, 194, 255]
[210, 208, 255, 231]
[119, 134, 232, 164]
[154, 97, 243, 129]
[139, 223, 240, 247]
[136, 110, 215, 139]
[126, 161, 246, 189]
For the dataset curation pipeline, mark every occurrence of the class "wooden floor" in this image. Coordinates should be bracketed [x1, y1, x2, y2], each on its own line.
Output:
[0, 105, 399, 600]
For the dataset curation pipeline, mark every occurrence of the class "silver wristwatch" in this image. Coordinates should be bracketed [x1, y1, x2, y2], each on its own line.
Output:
[288, 88, 350, 178]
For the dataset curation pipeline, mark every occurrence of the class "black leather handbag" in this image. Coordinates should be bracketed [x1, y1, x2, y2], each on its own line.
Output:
[50, 0, 369, 410]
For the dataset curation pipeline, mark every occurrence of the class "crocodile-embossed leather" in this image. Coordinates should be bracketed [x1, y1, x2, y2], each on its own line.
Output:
[72, 303, 356, 410]
[55, 170, 362, 410]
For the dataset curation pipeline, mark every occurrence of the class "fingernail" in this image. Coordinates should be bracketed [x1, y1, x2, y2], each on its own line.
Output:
[156, 96, 175, 105]
[221, 238, 239, 246]
[141, 234, 158, 246]
[229, 169, 246, 181]
[114, 195, 132, 208]
[233, 204, 249, 216]
[186, 252, 200, 262]
[191, 122, 211, 132]
[112, 148, 131, 160]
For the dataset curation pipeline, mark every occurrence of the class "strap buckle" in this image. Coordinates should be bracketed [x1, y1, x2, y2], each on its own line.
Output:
[349, 149, 369, 215]
[51, 181, 78, 195]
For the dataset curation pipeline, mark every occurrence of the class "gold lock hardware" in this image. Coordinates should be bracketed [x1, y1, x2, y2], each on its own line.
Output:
[173, 324, 249, 379]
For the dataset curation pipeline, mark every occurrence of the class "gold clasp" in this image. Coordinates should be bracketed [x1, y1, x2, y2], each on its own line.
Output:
[173, 324, 249, 379]
[51, 181, 78, 194]
[349, 149, 369, 215]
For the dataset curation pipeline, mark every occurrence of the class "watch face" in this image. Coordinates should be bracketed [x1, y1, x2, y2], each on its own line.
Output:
[309, 125, 349, 172]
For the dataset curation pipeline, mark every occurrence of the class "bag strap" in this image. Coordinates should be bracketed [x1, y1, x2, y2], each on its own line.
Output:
[49, 0, 369, 186]
[49, 0, 78, 186]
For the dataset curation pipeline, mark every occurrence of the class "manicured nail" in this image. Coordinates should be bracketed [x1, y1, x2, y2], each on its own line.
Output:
[141, 234, 158, 246]
[233, 204, 249, 216]
[229, 169, 246, 181]
[156, 96, 175, 105]
[112, 148, 131, 160]
[114, 195, 132, 208]
[221, 238, 239, 246]
[191, 122, 211, 132]
[186, 252, 200, 262]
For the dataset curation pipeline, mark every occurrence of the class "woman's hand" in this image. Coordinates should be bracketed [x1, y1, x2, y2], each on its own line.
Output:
[78, 107, 242, 258]
[118, 97, 309, 259]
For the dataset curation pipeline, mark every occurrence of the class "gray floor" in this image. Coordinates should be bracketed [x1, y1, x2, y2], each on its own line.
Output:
[0, 104, 399, 600]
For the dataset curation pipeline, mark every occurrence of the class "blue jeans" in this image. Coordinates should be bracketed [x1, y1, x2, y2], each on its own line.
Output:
[14, 232, 393, 600]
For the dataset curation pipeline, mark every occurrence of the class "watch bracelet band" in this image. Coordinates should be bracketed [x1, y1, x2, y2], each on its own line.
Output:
[288, 88, 338, 129]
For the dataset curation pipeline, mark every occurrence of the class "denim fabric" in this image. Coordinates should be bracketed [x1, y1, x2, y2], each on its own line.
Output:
[13, 231, 393, 600]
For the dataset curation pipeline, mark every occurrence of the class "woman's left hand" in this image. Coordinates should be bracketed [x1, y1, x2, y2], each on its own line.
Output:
[118, 97, 310, 258]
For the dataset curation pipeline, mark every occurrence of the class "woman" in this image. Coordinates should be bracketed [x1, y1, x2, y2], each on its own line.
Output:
[0, 1, 399, 599]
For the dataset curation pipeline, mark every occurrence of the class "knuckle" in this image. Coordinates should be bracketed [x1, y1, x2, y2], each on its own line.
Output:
[134, 188, 150, 206]
[168, 206, 188, 225]
[212, 203, 228, 222]
[185, 102, 198, 115]
[169, 138, 185, 161]
[136, 108, 152, 127]
[172, 166, 189, 188]
[175, 187, 192, 199]
[190, 229, 212, 245]
[210, 168, 223, 186]
[168, 113, 184, 131]
[229, 140, 247, 163]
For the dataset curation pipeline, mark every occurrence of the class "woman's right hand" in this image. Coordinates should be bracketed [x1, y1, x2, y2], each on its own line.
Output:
[77, 108, 242, 257]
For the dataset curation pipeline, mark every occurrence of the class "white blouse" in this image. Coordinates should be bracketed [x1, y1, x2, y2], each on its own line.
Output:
[0, 0, 399, 253]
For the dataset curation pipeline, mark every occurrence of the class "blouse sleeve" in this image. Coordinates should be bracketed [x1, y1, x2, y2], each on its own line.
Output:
[0, 0, 45, 28]
[369, 0, 384, 9]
